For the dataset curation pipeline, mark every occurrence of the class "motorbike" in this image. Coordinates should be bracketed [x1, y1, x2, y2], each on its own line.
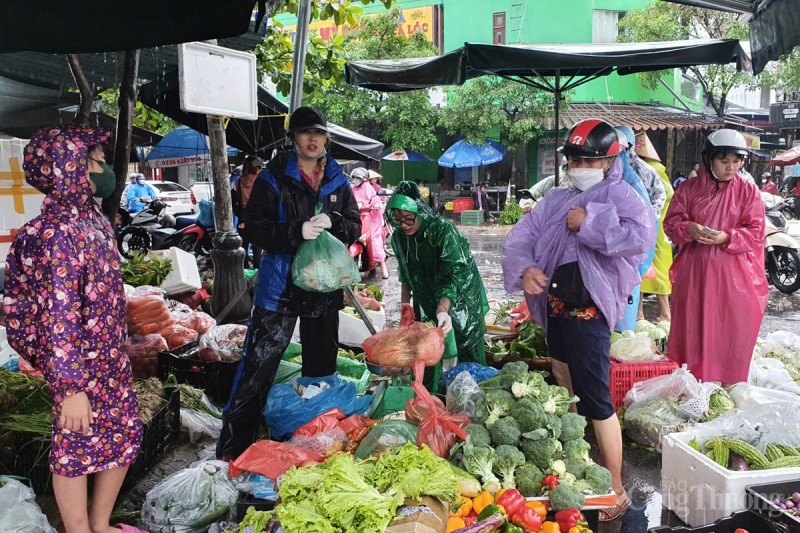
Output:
[174, 214, 214, 256]
[762, 192, 800, 294]
[349, 204, 377, 272]
[516, 188, 539, 213]
[116, 200, 199, 259]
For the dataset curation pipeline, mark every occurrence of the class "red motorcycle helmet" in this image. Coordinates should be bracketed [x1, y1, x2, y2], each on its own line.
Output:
[559, 119, 622, 159]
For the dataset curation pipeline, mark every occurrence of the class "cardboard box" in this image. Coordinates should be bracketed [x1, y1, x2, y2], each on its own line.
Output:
[385, 496, 449, 533]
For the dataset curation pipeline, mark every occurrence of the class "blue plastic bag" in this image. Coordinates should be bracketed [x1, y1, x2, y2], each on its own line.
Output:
[263, 375, 371, 440]
[440, 363, 498, 393]
[197, 200, 215, 227]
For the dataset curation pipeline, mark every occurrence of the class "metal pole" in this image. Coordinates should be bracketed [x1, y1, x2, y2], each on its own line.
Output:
[289, 0, 312, 113]
[554, 73, 561, 187]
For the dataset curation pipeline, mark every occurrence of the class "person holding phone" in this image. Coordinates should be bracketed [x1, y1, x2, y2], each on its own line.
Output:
[664, 129, 768, 385]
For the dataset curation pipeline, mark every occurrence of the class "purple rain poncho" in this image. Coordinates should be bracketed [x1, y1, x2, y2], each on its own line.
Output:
[3, 126, 142, 477]
[502, 157, 656, 330]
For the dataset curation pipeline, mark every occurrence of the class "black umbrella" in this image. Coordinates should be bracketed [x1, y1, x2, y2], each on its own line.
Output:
[139, 71, 384, 161]
[346, 39, 749, 183]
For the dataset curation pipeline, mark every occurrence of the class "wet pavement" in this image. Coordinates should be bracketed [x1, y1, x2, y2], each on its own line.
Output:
[41, 223, 800, 532]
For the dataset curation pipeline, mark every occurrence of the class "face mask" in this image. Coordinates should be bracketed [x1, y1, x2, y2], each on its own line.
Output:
[89, 162, 117, 199]
[352, 178, 364, 187]
[568, 167, 605, 192]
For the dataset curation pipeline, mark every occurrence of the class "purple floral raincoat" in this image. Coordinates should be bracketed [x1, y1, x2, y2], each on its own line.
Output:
[3, 127, 142, 477]
[503, 158, 656, 330]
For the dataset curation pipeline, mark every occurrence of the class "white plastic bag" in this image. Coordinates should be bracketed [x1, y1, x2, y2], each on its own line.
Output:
[141, 460, 237, 532]
[729, 382, 800, 410]
[748, 357, 800, 395]
[0, 477, 56, 533]
[610, 337, 658, 361]
[180, 409, 223, 443]
[446, 370, 484, 418]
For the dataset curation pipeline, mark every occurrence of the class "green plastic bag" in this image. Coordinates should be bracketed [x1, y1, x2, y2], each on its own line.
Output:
[292, 228, 360, 292]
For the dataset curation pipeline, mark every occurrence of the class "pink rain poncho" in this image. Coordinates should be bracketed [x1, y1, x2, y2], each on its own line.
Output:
[352, 180, 386, 263]
[664, 168, 768, 384]
[503, 158, 656, 330]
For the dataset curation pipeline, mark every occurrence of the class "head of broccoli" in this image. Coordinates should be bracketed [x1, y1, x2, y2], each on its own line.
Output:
[520, 433, 561, 470]
[509, 397, 547, 433]
[464, 423, 492, 448]
[548, 480, 586, 511]
[477, 389, 516, 427]
[541, 385, 579, 415]
[494, 444, 526, 489]
[543, 414, 563, 440]
[510, 371, 548, 400]
[489, 416, 522, 447]
[460, 443, 501, 494]
[582, 463, 613, 495]
[560, 412, 587, 441]
[515, 463, 545, 497]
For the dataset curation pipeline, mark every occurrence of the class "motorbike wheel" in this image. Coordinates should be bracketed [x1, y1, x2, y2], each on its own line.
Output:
[768, 247, 800, 294]
[118, 228, 152, 259]
[175, 234, 198, 255]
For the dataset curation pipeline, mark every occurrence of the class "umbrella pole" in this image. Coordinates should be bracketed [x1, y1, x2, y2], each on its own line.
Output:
[403, 160, 406, 180]
[554, 77, 561, 187]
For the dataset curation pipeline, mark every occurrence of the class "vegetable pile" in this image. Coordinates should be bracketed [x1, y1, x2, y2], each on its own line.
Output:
[485, 321, 548, 363]
[449, 362, 612, 510]
[690, 437, 800, 471]
[609, 320, 669, 361]
[121, 252, 172, 287]
[499, 201, 524, 225]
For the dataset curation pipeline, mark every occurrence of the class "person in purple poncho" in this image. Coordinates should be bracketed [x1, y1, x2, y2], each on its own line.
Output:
[4, 126, 143, 533]
[502, 119, 655, 522]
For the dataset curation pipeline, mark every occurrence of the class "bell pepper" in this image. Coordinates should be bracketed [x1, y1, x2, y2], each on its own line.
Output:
[445, 516, 465, 533]
[495, 488, 526, 516]
[555, 508, 587, 531]
[525, 500, 547, 520]
[477, 503, 506, 522]
[501, 523, 524, 533]
[542, 475, 559, 493]
[569, 527, 592, 533]
[510, 506, 543, 532]
[539, 521, 561, 533]
[472, 490, 494, 515]
[463, 514, 477, 526]
[453, 495, 473, 517]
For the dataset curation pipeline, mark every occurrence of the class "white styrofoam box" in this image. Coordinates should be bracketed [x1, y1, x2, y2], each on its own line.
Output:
[158, 247, 202, 296]
[291, 307, 386, 347]
[662, 430, 800, 526]
[0, 326, 19, 367]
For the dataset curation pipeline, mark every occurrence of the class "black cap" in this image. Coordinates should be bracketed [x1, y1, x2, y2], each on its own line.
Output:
[287, 106, 328, 133]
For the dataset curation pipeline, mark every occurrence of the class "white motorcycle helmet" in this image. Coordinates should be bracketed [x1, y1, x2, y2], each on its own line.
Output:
[350, 167, 369, 185]
[703, 129, 749, 158]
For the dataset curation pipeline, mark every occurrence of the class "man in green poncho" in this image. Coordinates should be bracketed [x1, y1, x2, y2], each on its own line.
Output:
[386, 181, 489, 391]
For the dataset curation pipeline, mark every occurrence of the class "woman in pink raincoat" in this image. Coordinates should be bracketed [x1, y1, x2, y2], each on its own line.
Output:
[664, 129, 768, 385]
[351, 167, 389, 278]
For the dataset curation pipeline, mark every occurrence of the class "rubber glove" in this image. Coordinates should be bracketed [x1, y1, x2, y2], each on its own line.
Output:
[436, 311, 453, 334]
[302, 221, 324, 240]
[310, 213, 332, 229]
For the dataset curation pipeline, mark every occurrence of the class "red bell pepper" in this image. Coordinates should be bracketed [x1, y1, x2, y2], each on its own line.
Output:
[495, 488, 526, 516]
[542, 475, 560, 493]
[511, 506, 543, 532]
[555, 508, 587, 531]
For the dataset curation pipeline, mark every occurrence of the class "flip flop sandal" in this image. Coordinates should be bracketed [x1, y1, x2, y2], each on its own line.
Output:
[598, 493, 631, 522]
[117, 525, 146, 533]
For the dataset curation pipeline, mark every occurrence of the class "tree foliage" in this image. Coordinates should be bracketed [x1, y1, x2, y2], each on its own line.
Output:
[617, 3, 757, 117]
[762, 48, 800, 93]
[100, 87, 179, 135]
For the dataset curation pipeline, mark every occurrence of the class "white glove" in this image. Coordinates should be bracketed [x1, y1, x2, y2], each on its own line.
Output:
[302, 221, 324, 240]
[436, 311, 452, 334]
[310, 213, 332, 229]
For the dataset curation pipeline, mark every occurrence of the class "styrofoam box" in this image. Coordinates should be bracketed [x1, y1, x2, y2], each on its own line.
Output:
[662, 430, 800, 527]
[157, 247, 202, 296]
[291, 307, 386, 347]
[0, 326, 19, 367]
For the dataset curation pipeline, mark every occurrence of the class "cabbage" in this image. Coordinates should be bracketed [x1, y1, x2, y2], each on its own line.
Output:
[656, 320, 671, 335]
[610, 332, 623, 344]
[610, 337, 657, 361]
[635, 320, 655, 334]
[622, 330, 637, 339]
[636, 331, 650, 338]
[649, 328, 668, 341]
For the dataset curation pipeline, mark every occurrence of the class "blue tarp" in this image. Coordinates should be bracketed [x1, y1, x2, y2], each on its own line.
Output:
[439, 139, 506, 169]
[145, 126, 237, 164]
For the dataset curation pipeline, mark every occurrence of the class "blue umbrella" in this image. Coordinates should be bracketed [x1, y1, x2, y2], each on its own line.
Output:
[381, 149, 432, 179]
[145, 126, 237, 168]
[438, 139, 506, 169]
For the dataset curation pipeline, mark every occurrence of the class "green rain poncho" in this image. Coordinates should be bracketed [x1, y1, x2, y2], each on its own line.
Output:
[388, 182, 489, 390]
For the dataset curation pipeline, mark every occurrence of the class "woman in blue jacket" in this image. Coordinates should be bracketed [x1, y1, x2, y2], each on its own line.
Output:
[217, 107, 361, 459]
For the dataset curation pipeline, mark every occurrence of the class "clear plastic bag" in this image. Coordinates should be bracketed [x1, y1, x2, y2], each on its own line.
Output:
[623, 396, 692, 450]
[446, 371, 484, 419]
[0, 476, 56, 533]
[141, 460, 238, 532]
[173, 311, 216, 336]
[292, 230, 360, 292]
[127, 290, 174, 335]
[354, 420, 418, 459]
[125, 334, 169, 378]
[289, 427, 348, 457]
[748, 357, 800, 395]
[161, 324, 199, 351]
[198, 324, 248, 362]
[729, 382, 800, 410]
[610, 337, 658, 361]
[180, 409, 222, 443]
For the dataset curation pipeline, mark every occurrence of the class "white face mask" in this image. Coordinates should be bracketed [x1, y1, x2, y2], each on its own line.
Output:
[568, 167, 605, 191]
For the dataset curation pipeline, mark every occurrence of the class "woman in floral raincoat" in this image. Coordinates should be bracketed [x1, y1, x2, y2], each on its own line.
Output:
[4, 126, 142, 533]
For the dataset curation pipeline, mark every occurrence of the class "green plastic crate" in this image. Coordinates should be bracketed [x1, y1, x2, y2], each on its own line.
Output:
[276, 349, 371, 394]
[275, 342, 302, 384]
[460, 210, 484, 225]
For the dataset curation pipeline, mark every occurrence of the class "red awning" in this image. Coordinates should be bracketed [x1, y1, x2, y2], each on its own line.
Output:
[768, 145, 800, 167]
[559, 103, 724, 131]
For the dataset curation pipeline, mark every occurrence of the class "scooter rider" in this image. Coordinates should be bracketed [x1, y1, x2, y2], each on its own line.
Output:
[126, 174, 158, 214]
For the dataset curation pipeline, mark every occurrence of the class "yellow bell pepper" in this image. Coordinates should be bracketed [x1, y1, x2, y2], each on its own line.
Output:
[453, 496, 473, 518]
[494, 488, 508, 501]
[472, 490, 494, 515]
[445, 516, 465, 533]
[525, 500, 547, 520]
[569, 527, 592, 533]
[540, 521, 561, 533]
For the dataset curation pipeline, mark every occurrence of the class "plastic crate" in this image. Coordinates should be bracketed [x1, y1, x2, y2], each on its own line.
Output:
[609, 358, 679, 409]
[235, 491, 276, 521]
[452, 197, 474, 214]
[648, 510, 777, 532]
[460, 210, 484, 225]
[337, 357, 371, 395]
[747, 480, 800, 533]
[157, 341, 240, 405]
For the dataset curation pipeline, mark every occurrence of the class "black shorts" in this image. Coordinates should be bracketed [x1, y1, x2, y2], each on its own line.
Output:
[547, 316, 614, 421]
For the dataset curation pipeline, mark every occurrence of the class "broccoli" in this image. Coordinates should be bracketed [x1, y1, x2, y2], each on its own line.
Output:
[562, 439, 592, 462]
[465, 423, 492, 448]
[501, 360, 530, 378]
[583, 463, 613, 495]
[560, 412, 587, 441]
[478, 361, 529, 392]
[510, 371, 547, 399]
[489, 416, 522, 447]
[548, 459, 567, 476]
[477, 389, 516, 427]
[548, 480, 586, 511]
[521, 433, 561, 470]
[515, 463, 545, 497]
[540, 385, 579, 415]
[494, 444, 526, 489]
[509, 397, 547, 433]
[460, 443, 501, 494]
[543, 414, 562, 440]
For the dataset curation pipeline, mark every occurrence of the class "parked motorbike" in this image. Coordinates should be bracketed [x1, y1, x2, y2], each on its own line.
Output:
[349, 205, 377, 272]
[763, 192, 800, 294]
[516, 188, 538, 213]
[117, 200, 198, 259]
[174, 214, 214, 256]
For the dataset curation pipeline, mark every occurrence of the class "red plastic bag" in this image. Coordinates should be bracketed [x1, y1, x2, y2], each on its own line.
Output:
[18, 356, 44, 379]
[400, 303, 416, 326]
[509, 299, 532, 331]
[362, 322, 444, 368]
[411, 381, 470, 458]
[338, 414, 366, 436]
[126, 333, 169, 378]
[228, 440, 325, 481]
[293, 408, 345, 438]
[405, 392, 446, 424]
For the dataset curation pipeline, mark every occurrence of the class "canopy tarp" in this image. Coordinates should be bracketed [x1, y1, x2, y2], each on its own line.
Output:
[139, 71, 384, 161]
[145, 126, 237, 168]
[659, 0, 799, 75]
[768, 145, 800, 167]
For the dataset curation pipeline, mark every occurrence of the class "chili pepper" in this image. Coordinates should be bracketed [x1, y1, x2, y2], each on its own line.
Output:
[445, 515, 465, 533]
[500, 523, 524, 533]
[555, 508, 586, 531]
[472, 490, 494, 515]
[477, 503, 506, 522]
[453, 495, 473, 517]
[525, 500, 547, 520]
[539, 521, 561, 533]
[510, 506, 543, 532]
[542, 475, 560, 493]
[495, 488, 526, 516]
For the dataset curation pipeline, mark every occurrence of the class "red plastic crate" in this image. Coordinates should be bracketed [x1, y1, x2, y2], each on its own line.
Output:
[609, 358, 679, 409]
[452, 197, 474, 214]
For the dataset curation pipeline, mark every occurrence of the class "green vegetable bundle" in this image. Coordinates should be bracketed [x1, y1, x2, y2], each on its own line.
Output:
[485, 321, 548, 363]
[120, 252, 172, 287]
[499, 201, 523, 225]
